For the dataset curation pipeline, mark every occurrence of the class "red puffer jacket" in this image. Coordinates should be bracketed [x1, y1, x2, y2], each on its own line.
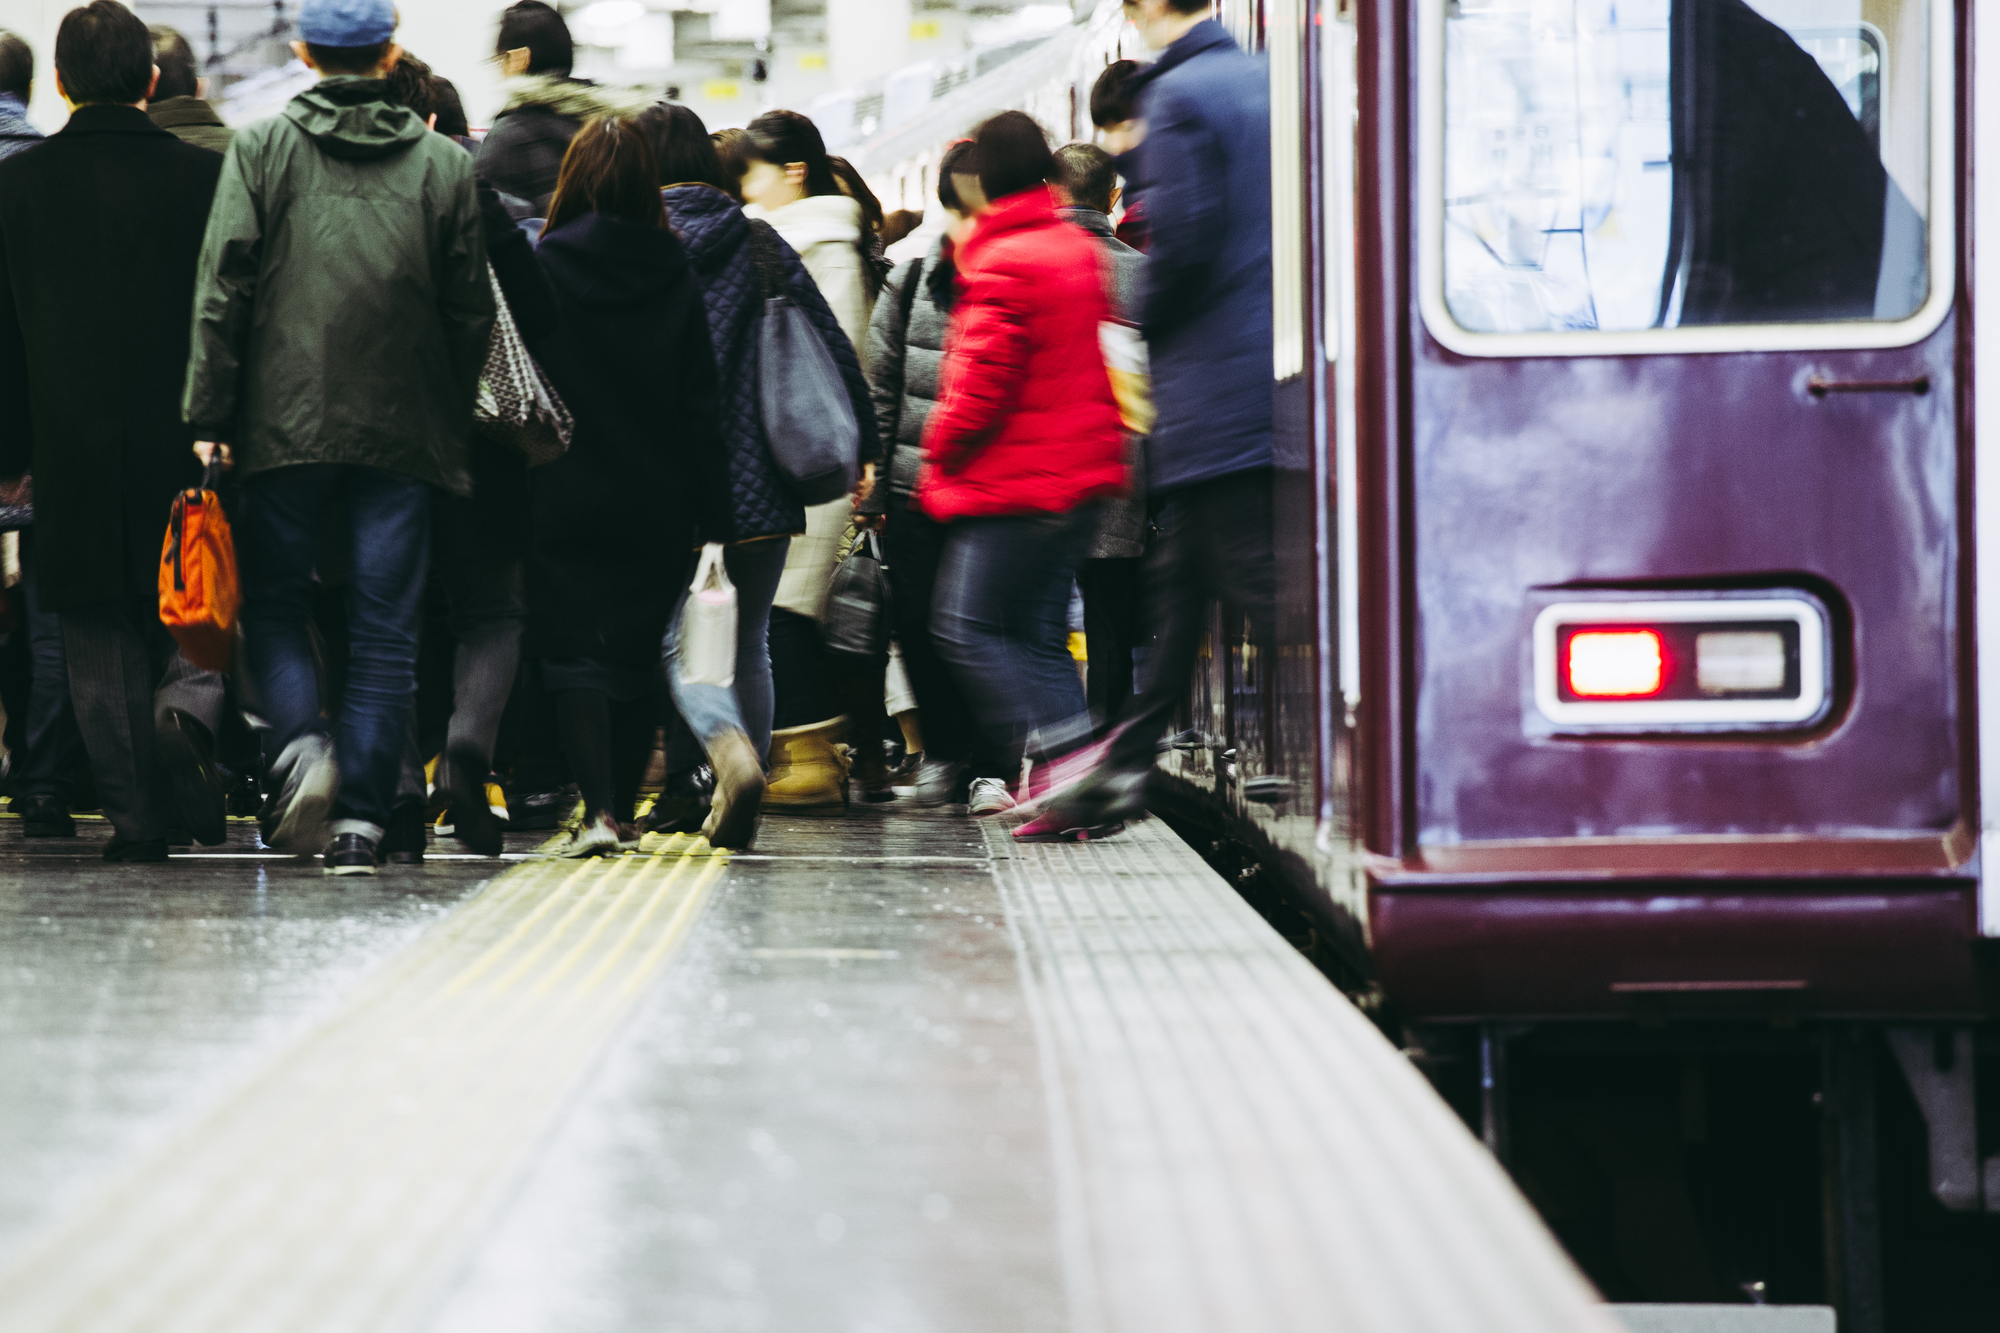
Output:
[916, 187, 1126, 522]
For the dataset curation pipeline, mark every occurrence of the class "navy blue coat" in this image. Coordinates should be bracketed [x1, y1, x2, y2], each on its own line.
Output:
[664, 184, 878, 545]
[1132, 20, 1273, 491]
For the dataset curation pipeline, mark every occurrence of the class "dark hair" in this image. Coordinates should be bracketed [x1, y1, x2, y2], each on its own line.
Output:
[307, 41, 391, 75]
[711, 127, 750, 201]
[828, 156, 884, 234]
[973, 110, 1053, 202]
[0, 31, 33, 99]
[637, 102, 727, 191]
[1089, 59, 1141, 127]
[55, 1, 152, 106]
[742, 109, 839, 197]
[1054, 142, 1117, 214]
[383, 50, 436, 119]
[546, 115, 667, 234]
[1163, 0, 1209, 14]
[936, 137, 975, 212]
[148, 24, 196, 100]
[431, 76, 468, 137]
[880, 209, 921, 248]
[496, 0, 572, 76]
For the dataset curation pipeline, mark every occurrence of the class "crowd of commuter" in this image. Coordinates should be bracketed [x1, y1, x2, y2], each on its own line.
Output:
[0, 0, 1271, 871]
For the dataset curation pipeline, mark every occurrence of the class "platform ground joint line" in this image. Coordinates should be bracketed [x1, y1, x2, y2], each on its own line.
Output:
[0, 834, 729, 1333]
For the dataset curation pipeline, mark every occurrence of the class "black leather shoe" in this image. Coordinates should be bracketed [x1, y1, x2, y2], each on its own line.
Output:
[324, 833, 378, 876]
[18, 793, 75, 838]
[643, 764, 713, 835]
[508, 786, 573, 832]
[156, 708, 228, 846]
[444, 744, 503, 857]
[103, 835, 170, 862]
[377, 803, 428, 865]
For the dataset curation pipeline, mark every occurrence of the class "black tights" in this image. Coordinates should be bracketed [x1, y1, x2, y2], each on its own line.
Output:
[556, 689, 656, 824]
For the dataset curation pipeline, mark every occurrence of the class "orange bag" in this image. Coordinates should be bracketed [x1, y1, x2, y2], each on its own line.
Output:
[158, 470, 239, 672]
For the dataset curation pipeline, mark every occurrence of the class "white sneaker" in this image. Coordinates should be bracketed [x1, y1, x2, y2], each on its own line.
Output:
[967, 776, 1017, 817]
[259, 733, 338, 854]
[558, 813, 630, 858]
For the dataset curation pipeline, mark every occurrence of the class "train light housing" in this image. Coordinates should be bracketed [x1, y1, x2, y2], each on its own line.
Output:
[1532, 596, 1831, 732]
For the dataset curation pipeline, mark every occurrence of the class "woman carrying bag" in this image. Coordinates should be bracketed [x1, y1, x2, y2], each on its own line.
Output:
[524, 115, 724, 856]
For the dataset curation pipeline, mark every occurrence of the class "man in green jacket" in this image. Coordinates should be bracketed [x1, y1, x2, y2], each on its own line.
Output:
[183, 0, 492, 875]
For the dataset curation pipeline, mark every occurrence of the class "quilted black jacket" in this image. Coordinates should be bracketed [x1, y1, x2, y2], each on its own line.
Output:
[665, 184, 879, 545]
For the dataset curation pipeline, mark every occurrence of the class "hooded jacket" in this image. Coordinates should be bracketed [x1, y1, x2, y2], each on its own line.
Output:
[918, 188, 1125, 523]
[665, 184, 876, 549]
[183, 77, 492, 495]
[148, 95, 233, 154]
[524, 212, 722, 667]
[475, 74, 653, 213]
[0, 92, 40, 164]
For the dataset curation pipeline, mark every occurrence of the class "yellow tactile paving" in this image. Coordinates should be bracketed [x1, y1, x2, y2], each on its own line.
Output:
[0, 833, 729, 1333]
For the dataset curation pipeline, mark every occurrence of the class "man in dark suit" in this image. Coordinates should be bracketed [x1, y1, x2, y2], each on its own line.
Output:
[0, 0, 230, 861]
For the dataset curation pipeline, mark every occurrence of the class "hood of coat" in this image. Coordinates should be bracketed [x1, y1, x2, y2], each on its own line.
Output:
[664, 183, 750, 270]
[283, 78, 426, 160]
[498, 73, 656, 121]
[958, 186, 1059, 267]
[538, 212, 693, 307]
[748, 191, 862, 253]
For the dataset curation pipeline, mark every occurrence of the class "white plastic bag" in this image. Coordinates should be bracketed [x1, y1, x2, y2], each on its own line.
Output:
[682, 544, 738, 688]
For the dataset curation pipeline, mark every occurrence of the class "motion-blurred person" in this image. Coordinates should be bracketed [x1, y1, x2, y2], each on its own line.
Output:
[919, 113, 1126, 832]
[0, 0, 229, 861]
[644, 104, 865, 846]
[1053, 141, 1148, 733]
[1089, 60, 1149, 253]
[0, 30, 35, 163]
[478, 1, 649, 213]
[735, 109, 881, 809]
[1033, 0, 1273, 840]
[184, 0, 493, 874]
[146, 25, 230, 152]
[879, 208, 922, 250]
[860, 138, 1014, 815]
[526, 116, 722, 857]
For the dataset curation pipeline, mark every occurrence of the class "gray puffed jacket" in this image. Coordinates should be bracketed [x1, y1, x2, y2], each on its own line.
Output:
[1062, 206, 1148, 560]
[861, 236, 952, 513]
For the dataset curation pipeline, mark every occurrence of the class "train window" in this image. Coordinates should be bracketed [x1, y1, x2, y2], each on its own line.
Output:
[1424, 0, 1950, 353]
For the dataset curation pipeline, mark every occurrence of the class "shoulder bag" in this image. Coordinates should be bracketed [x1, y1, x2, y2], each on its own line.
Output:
[821, 524, 893, 661]
[745, 219, 861, 505]
[474, 264, 574, 467]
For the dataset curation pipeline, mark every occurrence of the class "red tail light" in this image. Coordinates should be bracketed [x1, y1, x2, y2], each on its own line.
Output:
[1565, 630, 1665, 698]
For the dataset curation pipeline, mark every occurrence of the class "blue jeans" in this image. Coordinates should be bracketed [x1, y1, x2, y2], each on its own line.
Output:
[238, 465, 432, 835]
[932, 506, 1098, 763]
[664, 536, 789, 766]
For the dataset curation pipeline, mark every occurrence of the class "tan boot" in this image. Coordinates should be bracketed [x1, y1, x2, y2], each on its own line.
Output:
[701, 728, 767, 849]
[761, 718, 850, 810]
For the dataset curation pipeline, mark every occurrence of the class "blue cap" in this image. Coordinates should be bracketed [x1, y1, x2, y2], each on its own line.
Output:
[297, 0, 396, 48]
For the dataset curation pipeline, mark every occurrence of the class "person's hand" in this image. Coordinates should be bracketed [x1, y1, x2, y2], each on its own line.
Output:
[851, 462, 877, 508]
[193, 441, 233, 470]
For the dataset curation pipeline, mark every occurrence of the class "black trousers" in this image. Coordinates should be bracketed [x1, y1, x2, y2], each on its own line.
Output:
[1079, 556, 1145, 735]
[881, 493, 1005, 778]
[1105, 469, 1277, 774]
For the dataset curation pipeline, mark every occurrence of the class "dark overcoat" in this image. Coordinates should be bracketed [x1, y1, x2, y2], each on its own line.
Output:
[0, 105, 222, 612]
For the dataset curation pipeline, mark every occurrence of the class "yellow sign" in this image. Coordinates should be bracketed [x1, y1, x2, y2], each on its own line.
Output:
[798, 51, 827, 70]
[910, 20, 942, 39]
[703, 81, 741, 100]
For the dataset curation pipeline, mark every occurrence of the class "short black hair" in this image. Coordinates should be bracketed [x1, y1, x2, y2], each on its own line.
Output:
[0, 31, 32, 100]
[636, 102, 728, 191]
[1090, 59, 1141, 127]
[1054, 142, 1117, 214]
[496, 0, 572, 76]
[431, 75, 468, 137]
[148, 24, 196, 99]
[1162, 0, 1209, 14]
[936, 138, 975, 212]
[973, 110, 1053, 202]
[55, 1, 152, 106]
[306, 41, 390, 75]
[383, 50, 436, 117]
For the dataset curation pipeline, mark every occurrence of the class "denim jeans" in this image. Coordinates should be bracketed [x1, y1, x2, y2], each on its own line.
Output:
[664, 536, 789, 766]
[239, 464, 432, 836]
[931, 505, 1098, 763]
[16, 531, 87, 802]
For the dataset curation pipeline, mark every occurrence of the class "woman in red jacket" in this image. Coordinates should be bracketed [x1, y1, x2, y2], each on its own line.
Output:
[918, 111, 1127, 834]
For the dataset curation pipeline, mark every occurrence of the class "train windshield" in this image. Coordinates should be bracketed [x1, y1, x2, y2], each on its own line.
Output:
[1440, 0, 1931, 335]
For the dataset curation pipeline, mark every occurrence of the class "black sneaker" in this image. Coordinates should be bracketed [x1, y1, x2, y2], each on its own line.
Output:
[444, 744, 503, 857]
[377, 802, 428, 865]
[156, 708, 228, 846]
[324, 833, 378, 876]
[18, 793, 75, 838]
[508, 786, 573, 832]
[103, 834, 170, 862]
[643, 764, 714, 835]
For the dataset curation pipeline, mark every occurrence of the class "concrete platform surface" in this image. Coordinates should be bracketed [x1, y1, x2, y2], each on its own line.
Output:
[0, 807, 1615, 1333]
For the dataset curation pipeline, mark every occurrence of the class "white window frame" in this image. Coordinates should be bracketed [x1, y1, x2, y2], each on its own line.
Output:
[1533, 598, 1831, 728]
[1417, 0, 1957, 359]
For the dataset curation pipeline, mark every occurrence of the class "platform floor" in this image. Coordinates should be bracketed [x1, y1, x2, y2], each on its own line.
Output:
[0, 805, 1614, 1333]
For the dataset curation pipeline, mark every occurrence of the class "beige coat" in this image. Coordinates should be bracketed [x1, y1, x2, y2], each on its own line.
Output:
[749, 192, 875, 620]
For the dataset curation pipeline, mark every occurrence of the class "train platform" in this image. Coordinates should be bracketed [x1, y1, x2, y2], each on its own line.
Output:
[0, 804, 1613, 1333]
